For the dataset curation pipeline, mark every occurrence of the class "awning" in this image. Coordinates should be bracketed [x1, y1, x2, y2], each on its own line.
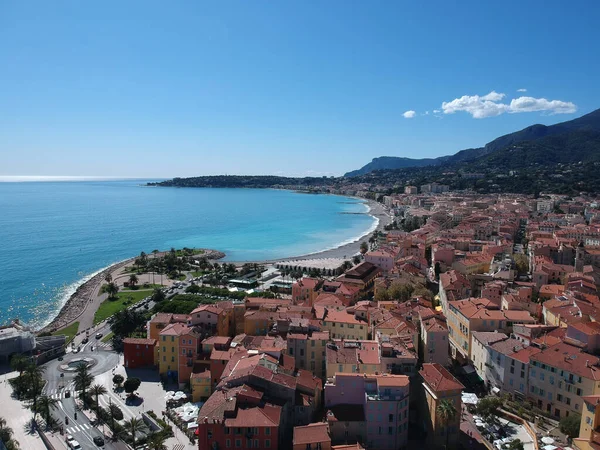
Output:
[491, 387, 500, 395]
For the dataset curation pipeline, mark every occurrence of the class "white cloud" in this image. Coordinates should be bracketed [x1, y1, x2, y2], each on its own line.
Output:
[403, 110, 416, 119]
[442, 92, 508, 119]
[517, 88, 527, 92]
[509, 96, 577, 114]
[424, 111, 429, 115]
[441, 91, 577, 119]
[433, 109, 441, 113]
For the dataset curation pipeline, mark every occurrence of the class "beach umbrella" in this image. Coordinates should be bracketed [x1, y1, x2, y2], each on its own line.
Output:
[541, 437, 555, 445]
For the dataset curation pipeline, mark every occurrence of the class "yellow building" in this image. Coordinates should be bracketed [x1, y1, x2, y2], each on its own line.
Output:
[446, 298, 535, 361]
[148, 313, 188, 364]
[574, 395, 600, 449]
[286, 331, 330, 379]
[419, 363, 464, 449]
[190, 370, 212, 402]
[527, 342, 600, 419]
[158, 322, 187, 376]
[322, 309, 368, 340]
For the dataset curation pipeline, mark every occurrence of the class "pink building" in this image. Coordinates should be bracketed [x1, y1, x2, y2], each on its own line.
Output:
[325, 373, 409, 450]
[364, 249, 396, 272]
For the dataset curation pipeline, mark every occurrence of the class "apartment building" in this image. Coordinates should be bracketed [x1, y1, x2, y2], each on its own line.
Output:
[325, 373, 410, 450]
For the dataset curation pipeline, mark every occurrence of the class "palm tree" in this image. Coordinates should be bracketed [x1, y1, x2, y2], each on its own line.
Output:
[24, 364, 46, 421]
[10, 354, 29, 377]
[436, 399, 457, 449]
[74, 364, 94, 408]
[129, 274, 138, 288]
[146, 432, 168, 450]
[125, 417, 145, 448]
[36, 395, 58, 429]
[89, 384, 107, 411]
[104, 273, 112, 284]
[0, 417, 19, 450]
[106, 282, 119, 300]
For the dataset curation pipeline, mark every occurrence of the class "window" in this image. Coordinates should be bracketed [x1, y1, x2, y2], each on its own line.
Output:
[378, 426, 382, 435]
[225, 427, 230, 435]
[388, 426, 393, 435]
[235, 439, 241, 448]
[550, 376, 554, 385]
[510, 367, 515, 374]
[163, 346, 166, 353]
[311, 340, 315, 347]
[208, 430, 213, 439]
[265, 428, 270, 436]
[226, 439, 231, 448]
[557, 394, 563, 402]
[566, 397, 571, 405]
[540, 372, 544, 381]
[389, 414, 394, 422]
[182, 349, 186, 355]
[265, 439, 271, 448]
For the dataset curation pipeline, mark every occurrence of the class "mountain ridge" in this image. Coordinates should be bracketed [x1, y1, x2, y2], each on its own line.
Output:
[344, 108, 600, 177]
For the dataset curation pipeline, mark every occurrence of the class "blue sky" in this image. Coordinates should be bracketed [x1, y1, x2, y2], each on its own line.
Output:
[1, 1, 599, 178]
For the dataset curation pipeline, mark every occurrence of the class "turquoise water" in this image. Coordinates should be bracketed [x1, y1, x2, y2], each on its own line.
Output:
[0, 180, 375, 328]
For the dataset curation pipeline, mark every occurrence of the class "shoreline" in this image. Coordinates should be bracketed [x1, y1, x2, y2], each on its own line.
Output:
[36, 198, 392, 334]
[37, 249, 225, 334]
[227, 198, 393, 264]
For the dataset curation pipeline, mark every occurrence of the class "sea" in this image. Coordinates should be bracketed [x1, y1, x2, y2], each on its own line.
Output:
[0, 178, 376, 329]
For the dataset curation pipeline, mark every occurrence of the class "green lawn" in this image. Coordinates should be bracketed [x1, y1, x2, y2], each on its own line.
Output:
[101, 331, 114, 343]
[191, 271, 208, 277]
[52, 321, 80, 342]
[94, 290, 151, 324]
[121, 284, 163, 291]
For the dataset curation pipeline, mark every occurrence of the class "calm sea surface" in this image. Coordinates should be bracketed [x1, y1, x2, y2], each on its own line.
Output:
[0, 180, 375, 328]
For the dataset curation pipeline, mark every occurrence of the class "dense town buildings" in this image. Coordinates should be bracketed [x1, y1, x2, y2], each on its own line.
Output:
[117, 191, 600, 449]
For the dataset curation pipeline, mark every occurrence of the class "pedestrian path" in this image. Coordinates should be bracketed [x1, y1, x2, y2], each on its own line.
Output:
[65, 423, 93, 434]
[97, 394, 137, 420]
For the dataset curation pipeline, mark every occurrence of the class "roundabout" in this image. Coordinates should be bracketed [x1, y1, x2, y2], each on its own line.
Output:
[58, 357, 97, 372]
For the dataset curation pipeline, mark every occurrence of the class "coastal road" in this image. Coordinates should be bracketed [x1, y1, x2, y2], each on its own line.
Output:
[43, 343, 123, 450]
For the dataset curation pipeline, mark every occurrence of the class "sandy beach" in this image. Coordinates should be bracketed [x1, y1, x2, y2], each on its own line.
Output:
[228, 198, 393, 264]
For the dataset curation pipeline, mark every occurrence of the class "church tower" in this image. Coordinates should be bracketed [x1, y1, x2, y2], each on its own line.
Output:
[575, 241, 585, 272]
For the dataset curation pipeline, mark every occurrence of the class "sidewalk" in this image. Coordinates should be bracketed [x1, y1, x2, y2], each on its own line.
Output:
[0, 374, 48, 450]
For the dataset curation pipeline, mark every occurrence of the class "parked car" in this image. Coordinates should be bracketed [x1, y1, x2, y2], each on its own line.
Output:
[68, 439, 81, 449]
[95, 333, 103, 339]
[93, 436, 105, 446]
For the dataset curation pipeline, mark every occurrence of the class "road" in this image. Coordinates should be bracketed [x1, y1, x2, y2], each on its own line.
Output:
[43, 333, 124, 450]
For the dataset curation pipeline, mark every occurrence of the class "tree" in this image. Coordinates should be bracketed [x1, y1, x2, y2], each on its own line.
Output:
[128, 274, 138, 288]
[353, 255, 361, 265]
[125, 417, 145, 448]
[104, 273, 112, 284]
[374, 289, 390, 302]
[151, 287, 166, 302]
[360, 241, 369, 254]
[109, 403, 124, 421]
[147, 432, 168, 450]
[36, 395, 58, 429]
[124, 377, 141, 397]
[475, 396, 503, 423]
[74, 364, 94, 408]
[559, 413, 581, 439]
[10, 354, 29, 377]
[24, 364, 46, 421]
[507, 439, 524, 450]
[436, 399, 457, 449]
[89, 384, 107, 411]
[513, 253, 529, 274]
[106, 282, 119, 300]
[0, 417, 20, 450]
[112, 374, 125, 387]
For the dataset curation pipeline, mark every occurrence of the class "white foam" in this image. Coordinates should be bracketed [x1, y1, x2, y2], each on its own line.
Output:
[35, 259, 127, 330]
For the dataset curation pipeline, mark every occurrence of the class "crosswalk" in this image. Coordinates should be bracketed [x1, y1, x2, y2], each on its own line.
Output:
[171, 445, 185, 450]
[48, 388, 76, 399]
[65, 423, 93, 434]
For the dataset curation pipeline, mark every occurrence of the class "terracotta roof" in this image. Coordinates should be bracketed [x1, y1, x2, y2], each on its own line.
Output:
[293, 423, 331, 445]
[530, 342, 600, 381]
[224, 403, 282, 427]
[509, 346, 541, 364]
[472, 331, 508, 346]
[420, 363, 464, 392]
[488, 338, 524, 356]
[160, 322, 190, 336]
